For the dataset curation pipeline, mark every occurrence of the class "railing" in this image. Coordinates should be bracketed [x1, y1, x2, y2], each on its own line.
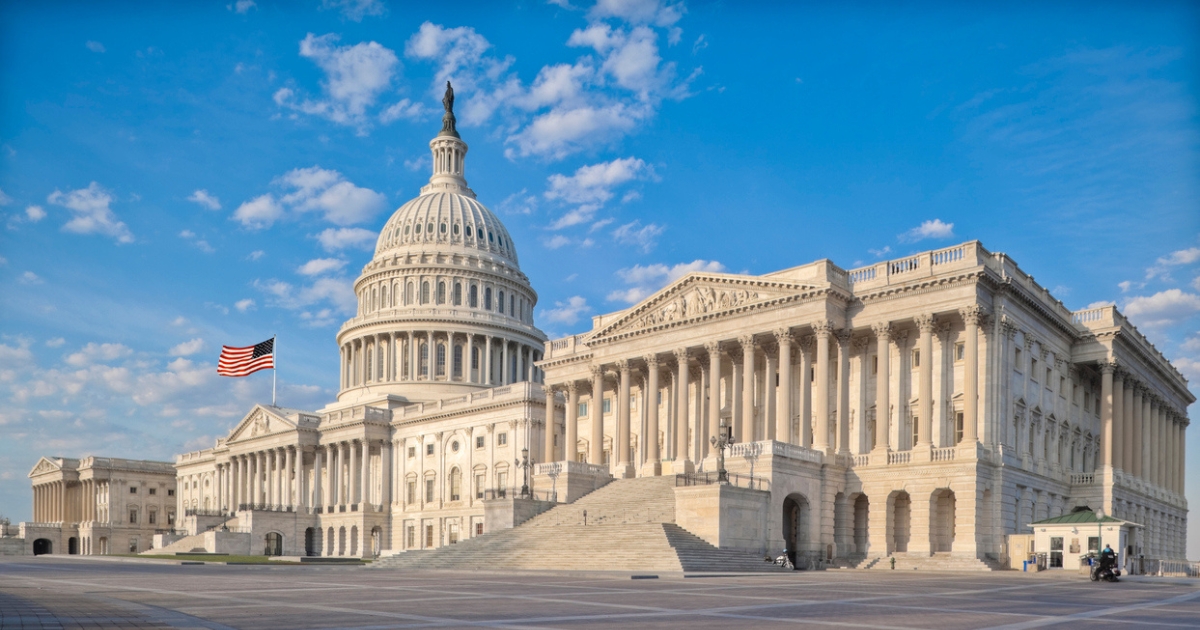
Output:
[675, 471, 768, 491]
[851, 454, 870, 467]
[204, 525, 252, 534]
[236, 503, 295, 513]
[478, 488, 555, 501]
[529, 506, 673, 527]
[932, 447, 956, 462]
[154, 528, 180, 535]
[184, 509, 228, 517]
[1143, 559, 1200, 578]
[536, 461, 610, 477]
[889, 256, 920, 275]
[1070, 473, 1095, 485]
[887, 451, 912, 465]
[930, 245, 964, 265]
[848, 267, 876, 284]
[1071, 306, 1112, 325]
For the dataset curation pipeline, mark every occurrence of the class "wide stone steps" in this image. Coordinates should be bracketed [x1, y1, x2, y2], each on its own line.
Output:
[863, 553, 998, 572]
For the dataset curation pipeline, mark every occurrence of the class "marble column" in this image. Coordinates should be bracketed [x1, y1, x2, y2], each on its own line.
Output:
[814, 322, 833, 452]
[704, 344, 721, 457]
[916, 314, 935, 448]
[381, 440, 393, 507]
[1113, 370, 1126, 471]
[799, 337, 812, 448]
[284, 448, 294, 508]
[739, 336, 756, 442]
[590, 365, 604, 465]
[466, 334, 474, 384]
[484, 336, 492, 385]
[500, 339, 509, 385]
[775, 331, 793, 445]
[1132, 385, 1144, 479]
[836, 329, 852, 454]
[730, 352, 743, 443]
[543, 386, 557, 464]
[1122, 379, 1135, 473]
[349, 441, 360, 506]
[566, 382, 579, 463]
[361, 439, 371, 508]
[961, 307, 981, 444]
[617, 360, 633, 478]
[674, 349, 693, 473]
[644, 357, 662, 475]
[312, 447, 323, 510]
[764, 347, 777, 441]
[872, 323, 891, 452]
[1100, 361, 1115, 468]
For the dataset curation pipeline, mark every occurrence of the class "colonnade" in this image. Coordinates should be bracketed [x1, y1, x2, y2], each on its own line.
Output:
[32, 481, 68, 523]
[217, 440, 393, 513]
[544, 310, 986, 474]
[1098, 362, 1188, 495]
[340, 331, 542, 390]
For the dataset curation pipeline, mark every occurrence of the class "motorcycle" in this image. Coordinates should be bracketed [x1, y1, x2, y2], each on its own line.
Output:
[773, 551, 795, 570]
[1089, 559, 1121, 582]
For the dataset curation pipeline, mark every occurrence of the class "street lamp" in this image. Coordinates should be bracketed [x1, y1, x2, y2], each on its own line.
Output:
[709, 418, 736, 484]
[515, 447, 533, 499]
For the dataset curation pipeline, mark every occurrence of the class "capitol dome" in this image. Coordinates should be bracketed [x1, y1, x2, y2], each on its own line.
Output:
[335, 84, 547, 405]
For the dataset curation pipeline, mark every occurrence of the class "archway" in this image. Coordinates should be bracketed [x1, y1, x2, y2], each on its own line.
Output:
[264, 532, 283, 556]
[833, 492, 848, 558]
[68, 537, 79, 555]
[326, 527, 335, 557]
[350, 526, 359, 556]
[98, 537, 107, 555]
[33, 539, 52, 555]
[889, 491, 911, 554]
[931, 489, 956, 553]
[338, 526, 346, 556]
[853, 494, 870, 555]
[304, 527, 317, 557]
[782, 493, 810, 566]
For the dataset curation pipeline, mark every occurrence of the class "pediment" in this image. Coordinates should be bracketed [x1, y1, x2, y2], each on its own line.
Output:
[588, 273, 821, 342]
[28, 457, 61, 477]
[227, 405, 298, 443]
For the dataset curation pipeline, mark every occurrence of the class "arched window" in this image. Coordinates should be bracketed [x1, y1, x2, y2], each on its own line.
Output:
[436, 343, 447, 377]
[406, 282, 414, 305]
[469, 284, 478, 308]
[365, 347, 373, 381]
[381, 285, 389, 308]
[421, 281, 430, 304]
[518, 299, 523, 321]
[453, 345, 463, 378]
[437, 281, 446, 304]
[420, 343, 429, 376]
[498, 290, 505, 313]
[471, 347, 479, 370]
[509, 295, 514, 316]
[371, 288, 377, 312]
[453, 282, 462, 306]
[449, 468, 462, 502]
[484, 287, 492, 310]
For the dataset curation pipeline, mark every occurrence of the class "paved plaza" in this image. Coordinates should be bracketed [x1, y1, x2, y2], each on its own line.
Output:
[0, 558, 1198, 629]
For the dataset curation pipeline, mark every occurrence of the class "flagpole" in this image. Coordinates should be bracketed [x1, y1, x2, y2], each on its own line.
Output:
[272, 334, 277, 408]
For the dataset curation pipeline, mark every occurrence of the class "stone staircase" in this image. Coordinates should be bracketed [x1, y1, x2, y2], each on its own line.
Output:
[863, 552, 999, 572]
[143, 516, 241, 555]
[372, 477, 779, 573]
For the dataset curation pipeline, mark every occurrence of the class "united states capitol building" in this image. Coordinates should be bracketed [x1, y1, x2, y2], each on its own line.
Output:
[13, 93, 1192, 570]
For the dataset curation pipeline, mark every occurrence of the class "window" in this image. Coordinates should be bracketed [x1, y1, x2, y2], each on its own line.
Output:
[130, 486, 137, 494]
[497, 433, 507, 446]
[475, 473, 485, 499]
[476, 436, 485, 449]
[406, 480, 416, 505]
[148, 511, 157, 525]
[602, 397, 612, 414]
[440, 222, 447, 234]
[449, 469, 461, 501]
[166, 511, 175, 526]
[437, 282, 446, 304]
[911, 415, 919, 448]
[448, 523, 459, 544]
[1050, 537, 1064, 568]
[471, 347, 479, 370]
[427, 222, 434, 234]
[955, 411, 965, 444]
[129, 537, 139, 553]
[415, 222, 422, 234]
[496, 472, 507, 498]
[425, 524, 434, 548]
[407, 525, 416, 549]
[451, 441, 460, 452]
[148, 488, 156, 496]
[469, 284, 478, 308]
[420, 343, 429, 375]
[436, 343, 446, 376]
[911, 350, 920, 368]
[578, 402, 588, 417]
[421, 282, 430, 304]
[425, 478, 435, 503]
[488, 231, 494, 243]
[477, 227, 484, 240]
[453, 282, 462, 306]
[476, 522, 484, 536]
[954, 342, 965, 362]
[426, 443, 434, 456]
[167, 489, 174, 497]
[509, 295, 514, 316]
[408, 446, 416, 458]
[484, 287, 492, 310]
[453, 223, 460, 236]
[129, 509, 138, 524]
[498, 290, 505, 312]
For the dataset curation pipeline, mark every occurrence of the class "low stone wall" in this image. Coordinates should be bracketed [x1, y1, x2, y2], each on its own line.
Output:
[674, 483, 771, 555]
[0, 537, 27, 556]
[204, 531, 252, 555]
[483, 497, 556, 532]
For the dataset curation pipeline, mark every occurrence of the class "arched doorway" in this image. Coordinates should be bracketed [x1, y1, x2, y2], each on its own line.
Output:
[98, 537, 108, 555]
[889, 491, 911, 554]
[264, 532, 283, 556]
[304, 527, 317, 557]
[782, 493, 810, 566]
[932, 489, 956, 553]
[350, 526, 359, 556]
[68, 537, 78, 555]
[371, 526, 382, 557]
[853, 494, 870, 555]
[33, 539, 52, 555]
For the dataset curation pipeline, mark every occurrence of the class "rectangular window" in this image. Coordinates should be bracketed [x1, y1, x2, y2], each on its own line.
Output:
[167, 489, 174, 497]
[449, 523, 459, 544]
[602, 397, 612, 414]
[129, 486, 137, 494]
[476, 522, 484, 536]
[954, 342, 964, 362]
[497, 433, 507, 446]
[148, 488, 156, 496]
[955, 411, 964, 445]
[407, 480, 416, 505]
[450, 474, 461, 501]
[426, 443, 434, 455]
[425, 479, 435, 503]
[476, 436, 485, 449]
[1088, 536, 1099, 553]
[129, 538, 139, 553]
[148, 511, 156, 525]
[497, 472, 507, 498]
[129, 510, 138, 524]
[1050, 537, 1064, 568]
[911, 350, 920, 368]
[578, 402, 588, 417]
[425, 524, 434, 548]
[475, 474, 485, 499]
[408, 446, 416, 458]
[407, 525, 415, 549]
[166, 511, 175, 526]
[911, 415, 919, 448]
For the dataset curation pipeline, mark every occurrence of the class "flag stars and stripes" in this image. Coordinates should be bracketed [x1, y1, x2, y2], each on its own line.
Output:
[217, 338, 275, 377]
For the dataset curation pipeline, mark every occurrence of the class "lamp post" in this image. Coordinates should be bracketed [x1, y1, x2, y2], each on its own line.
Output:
[516, 447, 533, 499]
[709, 419, 736, 484]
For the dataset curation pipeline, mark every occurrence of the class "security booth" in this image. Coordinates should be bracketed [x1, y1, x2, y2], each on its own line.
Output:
[1029, 509, 1140, 573]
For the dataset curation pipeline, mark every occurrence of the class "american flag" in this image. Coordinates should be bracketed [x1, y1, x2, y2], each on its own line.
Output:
[217, 338, 275, 377]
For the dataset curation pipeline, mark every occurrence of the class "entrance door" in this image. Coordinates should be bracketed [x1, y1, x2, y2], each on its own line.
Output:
[265, 532, 283, 556]
[304, 528, 316, 557]
[68, 537, 79, 555]
[1049, 537, 1063, 568]
[33, 539, 52, 555]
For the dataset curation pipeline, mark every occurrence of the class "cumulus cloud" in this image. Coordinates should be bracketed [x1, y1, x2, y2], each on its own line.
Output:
[254, 276, 357, 321]
[899, 219, 955, 243]
[188, 189, 221, 210]
[233, 168, 385, 230]
[86, 41, 105, 53]
[25, 205, 45, 222]
[65, 342, 132, 367]
[247, 250, 266, 261]
[611, 219, 664, 252]
[320, 0, 386, 21]
[607, 259, 726, 304]
[539, 295, 591, 325]
[233, 194, 285, 229]
[275, 33, 400, 134]
[545, 157, 653, 228]
[47, 182, 134, 244]
[1123, 289, 1200, 328]
[1145, 245, 1200, 281]
[169, 338, 205, 357]
[316, 227, 377, 251]
[229, 0, 256, 13]
[379, 98, 428, 123]
[297, 258, 347, 276]
[18, 271, 42, 285]
[0, 188, 10, 205]
[235, 298, 256, 312]
[178, 229, 215, 253]
[45, 338, 65, 348]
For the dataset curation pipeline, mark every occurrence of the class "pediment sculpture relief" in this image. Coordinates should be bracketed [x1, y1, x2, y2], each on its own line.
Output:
[638, 287, 760, 328]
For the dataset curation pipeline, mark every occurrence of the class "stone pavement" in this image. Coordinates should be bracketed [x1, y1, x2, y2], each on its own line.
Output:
[1, 557, 1199, 629]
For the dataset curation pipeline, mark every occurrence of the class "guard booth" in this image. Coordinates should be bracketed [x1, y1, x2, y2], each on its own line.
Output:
[1029, 509, 1140, 573]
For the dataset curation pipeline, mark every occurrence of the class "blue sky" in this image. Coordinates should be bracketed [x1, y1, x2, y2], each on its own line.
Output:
[1, 0, 1198, 557]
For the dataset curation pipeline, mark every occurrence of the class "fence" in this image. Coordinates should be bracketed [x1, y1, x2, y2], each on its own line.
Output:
[675, 471, 768, 491]
[1141, 558, 1200, 578]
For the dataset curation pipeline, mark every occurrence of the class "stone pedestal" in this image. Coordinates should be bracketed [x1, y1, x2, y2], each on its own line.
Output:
[203, 530, 251, 555]
[482, 497, 555, 533]
[533, 461, 611, 504]
[673, 483, 770, 555]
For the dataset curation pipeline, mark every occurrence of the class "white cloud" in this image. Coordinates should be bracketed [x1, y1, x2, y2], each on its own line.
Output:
[65, 342, 132, 367]
[169, 338, 205, 357]
[18, 271, 42, 285]
[247, 250, 266, 261]
[178, 229, 215, 253]
[544, 157, 653, 228]
[1145, 245, 1200, 281]
[1193, 275, 1200, 291]
[316, 227, 377, 251]
[611, 220, 664, 252]
[276, 166, 387, 225]
[507, 102, 647, 160]
[86, 41, 105, 53]
[379, 98, 428, 123]
[0, 188, 11, 205]
[188, 189, 222, 210]
[899, 219, 955, 243]
[47, 182, 134, 244]
[25, 205, 45, 222]
[498, 189, 537, 215]
[1123, 289, 1200, 328]
[234, 298, 256, 312]
[539, 296, 590, 325]
[45, 338, 65, 348]
[229, 0, 256, 13]
[543, 234, 571, 249]
[607, 259, 726, 304]
[276, 33, 400, 134]
[233, 194, 285, 229]
[297, 258, 347, 276]
[254, 276, 357, 319]
[589, 0, 685, 27]
[869, 246, 892, 258]
[320, 0, 386, 21]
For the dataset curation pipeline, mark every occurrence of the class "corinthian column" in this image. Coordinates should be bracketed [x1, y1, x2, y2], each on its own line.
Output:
[705, 344, 722, 455]
[915, 314, 935, 448]
[566, 382, 579, 463]
[674, 349, 694, 473]
[543, 385, 557, 464]
[813, 321, 833, 452]
[616, 360, 634, 478]
[774, 331, 792, 444]
[1113, 369, 1125, 471]
[872, 323, 891, 452]
[836, 329, 852, 455]
[589, 365, 604, 465]
[1100, 361, 1115, 468]
[960, 306, 982, 444]
[644, 356, 662, 476]
[739, 336, 756, 442]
